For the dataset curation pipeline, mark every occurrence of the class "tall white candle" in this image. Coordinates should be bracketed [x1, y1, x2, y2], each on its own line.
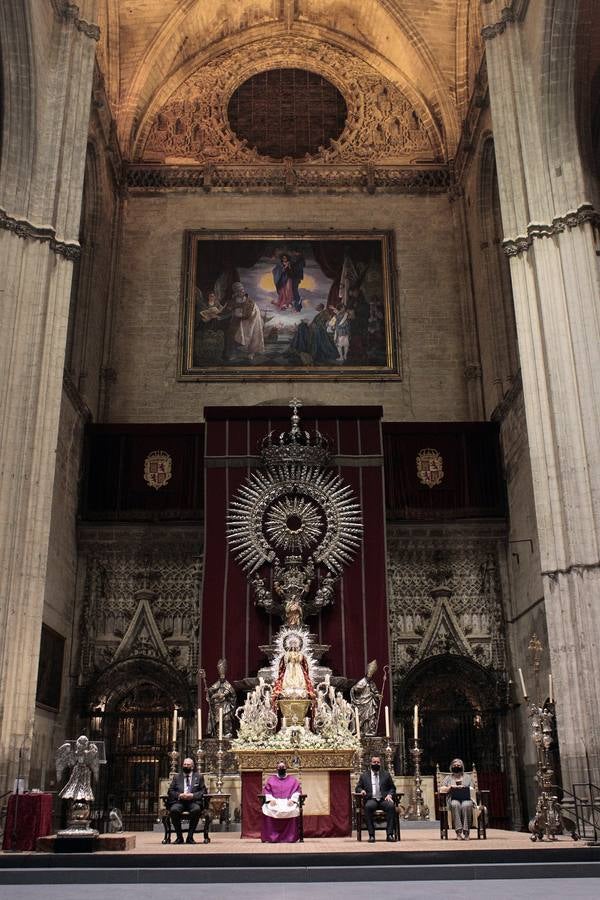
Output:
[413, 704, 419, 740]
[197, 707, 202, 741]
[172, 708, 178, 744]
[385, 705, 390, 738]
[218, 707, 223, 741]
[548, 674, 553, 704]
[518, 667, 528, 699]
[355, 708, 361, 740]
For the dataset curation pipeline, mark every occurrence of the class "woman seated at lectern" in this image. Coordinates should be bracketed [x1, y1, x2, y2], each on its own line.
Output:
[439, 758, 474, 840]
[261, 761, 301, 843]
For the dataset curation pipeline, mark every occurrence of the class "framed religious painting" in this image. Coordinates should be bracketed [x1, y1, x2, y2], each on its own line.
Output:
[179, 231, 401, 381]
[35, 624, 65, 712]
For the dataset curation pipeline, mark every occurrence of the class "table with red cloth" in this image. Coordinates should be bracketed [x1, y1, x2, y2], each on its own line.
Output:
[2, 792, 54, 851]
[237, 749, 355, 839]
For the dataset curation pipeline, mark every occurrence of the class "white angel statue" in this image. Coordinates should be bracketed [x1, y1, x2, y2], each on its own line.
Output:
[56, 735, 101, 801]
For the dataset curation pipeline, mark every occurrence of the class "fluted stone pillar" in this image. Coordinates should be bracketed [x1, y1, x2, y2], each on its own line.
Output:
[482, 0, 600, 786]
[0, 0, 99, 792]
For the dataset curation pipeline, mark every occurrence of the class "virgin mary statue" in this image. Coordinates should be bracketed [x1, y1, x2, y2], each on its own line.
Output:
[272, 633, 315, 703]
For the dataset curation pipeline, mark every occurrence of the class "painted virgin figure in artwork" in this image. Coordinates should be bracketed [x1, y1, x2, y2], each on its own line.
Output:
[272, 251, 305, 312]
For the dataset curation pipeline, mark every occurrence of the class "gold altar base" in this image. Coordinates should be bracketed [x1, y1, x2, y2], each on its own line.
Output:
[235, 747, 356, 771]
[278, 698, 311, 724]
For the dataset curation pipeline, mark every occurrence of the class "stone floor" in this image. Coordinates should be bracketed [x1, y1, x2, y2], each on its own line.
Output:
[72, 827, 582, 855]
[2, 881, 600, 900]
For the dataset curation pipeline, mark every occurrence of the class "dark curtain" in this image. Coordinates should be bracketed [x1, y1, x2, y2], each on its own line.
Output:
[383, 423, 505, 519]
[195, 240, 267, 301]
[311, 240, 380, 306]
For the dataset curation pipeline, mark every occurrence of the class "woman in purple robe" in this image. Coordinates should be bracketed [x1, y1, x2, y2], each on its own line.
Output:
[261, 761, 301, 843]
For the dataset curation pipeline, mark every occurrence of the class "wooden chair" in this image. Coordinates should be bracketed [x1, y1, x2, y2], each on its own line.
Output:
[160, 778, 231, 845]
[258, 793, 307, 842]
[434, 764, 489, 840]
[353, 791, 403, 842]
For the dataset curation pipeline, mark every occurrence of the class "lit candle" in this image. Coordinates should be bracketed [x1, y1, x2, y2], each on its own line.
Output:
[413, 704, 419, 740]
[549, 674, 553, 704]
[197, 707, 202, 742]
[355, 708, 361, 740]
[385, 705, 390, 738]
[172, 708, 178, 744]
[329, 686, 335, 702]
[218, 707, 223, 741]
[518, 667, 528, 699]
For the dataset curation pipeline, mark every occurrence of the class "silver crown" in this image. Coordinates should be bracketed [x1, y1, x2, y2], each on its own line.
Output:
[260, 399, 331, 469]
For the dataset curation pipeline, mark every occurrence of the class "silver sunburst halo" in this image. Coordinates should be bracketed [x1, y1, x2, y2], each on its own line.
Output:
[264, 495, 324, 553]
[227, 462, 363, 575]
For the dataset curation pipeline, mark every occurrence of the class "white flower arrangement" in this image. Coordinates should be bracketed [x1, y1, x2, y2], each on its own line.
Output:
[232, 725, 360, 752]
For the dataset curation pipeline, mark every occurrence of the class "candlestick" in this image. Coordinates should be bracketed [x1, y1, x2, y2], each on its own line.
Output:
[355, 707, 361, 740]
[518, 667, 528, 699]
[385, 705, 390, 738]
[172, 707, 178, 744]
[197, 707, 202, 742]
[413, 704, 419, 740]
[168, 744, 180, 776]
[404, 736, 430, 821]
[548, 674, 553, 704]
[218, 707, 223, 741]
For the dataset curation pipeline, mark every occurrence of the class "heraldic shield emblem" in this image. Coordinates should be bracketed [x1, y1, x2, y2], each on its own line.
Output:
[143, 450, 172, 490]
[416, 448, 444, 488]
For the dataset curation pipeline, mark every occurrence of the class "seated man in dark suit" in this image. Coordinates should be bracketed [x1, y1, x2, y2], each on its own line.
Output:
[355, 755, 396, 842]
[167, 757, 207, 844]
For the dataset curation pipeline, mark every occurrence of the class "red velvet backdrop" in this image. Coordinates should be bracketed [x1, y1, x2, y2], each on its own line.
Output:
[240, 770, 352, 838]
[200, 406, 390, 716]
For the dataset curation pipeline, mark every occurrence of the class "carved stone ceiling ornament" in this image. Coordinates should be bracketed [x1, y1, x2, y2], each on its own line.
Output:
[141, 37, 440, 168]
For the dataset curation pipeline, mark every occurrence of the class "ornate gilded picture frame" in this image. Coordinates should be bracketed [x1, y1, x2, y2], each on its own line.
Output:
[179, 231, 400, 381]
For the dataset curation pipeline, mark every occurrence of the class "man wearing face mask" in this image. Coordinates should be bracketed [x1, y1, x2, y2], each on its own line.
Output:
[261, 760, 302, 843]
[439, 758, 474, 839]
[167, 757, 207, 844]
[355, 755, 397, 842]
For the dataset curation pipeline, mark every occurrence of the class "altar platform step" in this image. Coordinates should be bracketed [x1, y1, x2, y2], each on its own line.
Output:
[1, 831, 600, 885]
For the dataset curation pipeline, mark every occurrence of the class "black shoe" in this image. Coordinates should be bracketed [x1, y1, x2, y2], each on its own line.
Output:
[186, 836, 197, 844]
[368, 835, 375, 843]
[386, 834, 395, 842]
[174, 837, 184, 844]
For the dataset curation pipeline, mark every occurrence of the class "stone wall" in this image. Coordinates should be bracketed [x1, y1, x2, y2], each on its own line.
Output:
[106, 192, 471, 422]
[29, 389, 88, 791]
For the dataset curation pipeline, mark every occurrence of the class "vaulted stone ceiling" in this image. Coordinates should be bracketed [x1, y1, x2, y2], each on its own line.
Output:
[96, 0, 484, 161]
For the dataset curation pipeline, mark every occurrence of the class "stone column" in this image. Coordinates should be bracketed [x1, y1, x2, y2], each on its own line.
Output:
[0, 1, 99, 792]
[481, 0, 600, 786]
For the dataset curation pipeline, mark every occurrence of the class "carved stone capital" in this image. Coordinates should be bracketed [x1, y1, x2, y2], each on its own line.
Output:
[481, 8, 516, 41]
[0, 207, 81, 260]
[54, 1, 100, 41]
[503, 203, 600, 256]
